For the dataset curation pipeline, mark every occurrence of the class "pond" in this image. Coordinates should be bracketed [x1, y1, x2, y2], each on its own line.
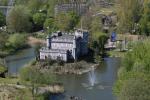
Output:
[50, 57, 120, 100]
[4, 48, 120, 100]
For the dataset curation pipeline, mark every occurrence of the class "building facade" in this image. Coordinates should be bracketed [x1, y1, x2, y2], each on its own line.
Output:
[55, 1, 88, 16]
[39, 29, 89, 62]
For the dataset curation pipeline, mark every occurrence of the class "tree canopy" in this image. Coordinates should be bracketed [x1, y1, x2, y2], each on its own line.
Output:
[6, 5, 32, 33]
[114, 39, 150, 100]
[0, 12, 5, 27]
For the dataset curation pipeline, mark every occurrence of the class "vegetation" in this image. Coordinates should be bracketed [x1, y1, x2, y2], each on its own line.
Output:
[7, 5, 32, 33]
[114, 39, 150, 100]
[6, 33, 27, 51]
[20, 66, 56, 85]
[33, 12, 46, 30]
[0, 0, 8, 6]
[0, 32, 28, 57]
[55, 12, 79, 31]
[139, 0, 150, 36]
[117, 0, 142, 33]
[0, 12, 5, 27]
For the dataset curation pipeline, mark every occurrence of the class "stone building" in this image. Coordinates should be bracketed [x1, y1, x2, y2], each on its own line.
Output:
[39, 29, 89, 62]
[55, 0, 88, 16]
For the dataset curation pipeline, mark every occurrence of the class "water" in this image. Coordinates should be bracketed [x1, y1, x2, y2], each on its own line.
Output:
[5, 48, 35, 75]
[4, 48, 120, 100]
[51, 57, 121, 100]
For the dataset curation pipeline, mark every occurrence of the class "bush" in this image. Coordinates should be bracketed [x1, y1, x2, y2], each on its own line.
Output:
[6, 33, 27, 51]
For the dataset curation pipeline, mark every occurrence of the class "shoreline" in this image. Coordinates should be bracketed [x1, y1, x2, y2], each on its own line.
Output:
[33, 60, 99, 75]
[53, 64, 98, 75]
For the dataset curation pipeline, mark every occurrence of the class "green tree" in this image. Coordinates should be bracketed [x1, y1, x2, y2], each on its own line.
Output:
[139, 0, 150, 36]
[6, 5, 32, 33]
[55, 12, 79, 31]
[33, 12, 46, 28]
[6, 33, 27, 51]
[0, 11, 5, 27]
[47, 0, 58, 17]
[90, 16, 102, 33]
[28, 0, 47, 13]
[114, 39, 150, 99]
[117, 0, 143, 33]
[44, 17, 56, 33]
[0, 0, 8, 6]
[20, 66, 56, 99]
[0, 32, 8, 49]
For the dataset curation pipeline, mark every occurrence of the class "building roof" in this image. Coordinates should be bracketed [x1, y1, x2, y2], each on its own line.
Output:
[51, 34, 75, 43]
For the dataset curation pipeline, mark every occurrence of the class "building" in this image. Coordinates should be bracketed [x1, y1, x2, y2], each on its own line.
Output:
[39, 29, 89, 62]
[55, 0, 88, 16]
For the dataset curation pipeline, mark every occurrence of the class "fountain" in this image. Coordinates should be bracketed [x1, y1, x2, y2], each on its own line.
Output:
[88, 66, 96, 87]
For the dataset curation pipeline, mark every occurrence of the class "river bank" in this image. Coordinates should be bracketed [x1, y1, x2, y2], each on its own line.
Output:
[29, 60, 99, 75]
[0, 78, 64, 100]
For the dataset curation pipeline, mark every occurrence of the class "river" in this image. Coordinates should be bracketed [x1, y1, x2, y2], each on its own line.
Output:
[4, 48, 120, 100]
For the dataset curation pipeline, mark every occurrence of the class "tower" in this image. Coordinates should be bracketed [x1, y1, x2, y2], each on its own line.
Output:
[46, 35, 51, 49]
[72, 36, 77, 60]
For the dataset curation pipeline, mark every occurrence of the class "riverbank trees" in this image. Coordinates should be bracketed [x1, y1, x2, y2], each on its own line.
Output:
[0, 32, 28, 57]
[117, 0, 150, 36]
[139, 0, 150, 36]
[117, 0, 142, 34]
[114, 39, 150, 100]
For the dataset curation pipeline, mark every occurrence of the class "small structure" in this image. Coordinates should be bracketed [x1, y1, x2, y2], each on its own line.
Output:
[39, 29, 89, 62]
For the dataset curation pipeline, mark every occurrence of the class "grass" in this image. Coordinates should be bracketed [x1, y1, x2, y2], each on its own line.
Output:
[0, 77, 47, 100]
[107, 50, 127, 58]
[0, 77, 19, 84]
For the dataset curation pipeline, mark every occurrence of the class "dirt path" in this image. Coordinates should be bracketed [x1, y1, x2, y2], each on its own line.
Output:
[27, 36, 46, 46]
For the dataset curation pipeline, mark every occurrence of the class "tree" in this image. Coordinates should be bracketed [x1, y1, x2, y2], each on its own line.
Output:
[0, 0, 8, 6]
[139, 1, 150, 36]
[6, 33, 27, 51]
[33, 12, 46, 29]
[20, 66, 56, 99]
[47, 0, 58, 17]
[55, 12, 79, 31]
[44, 17, 56, 33]
[114, 39, 150, 98]
[117, 0, 143, 33]
[6, 5, 32, 33]
[0, 11, 5, 27]
[0, 32, 8, 49]
[98, 34, 108, 55]
[90, 16, 102, 33]
[28, 0, 48, 13]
